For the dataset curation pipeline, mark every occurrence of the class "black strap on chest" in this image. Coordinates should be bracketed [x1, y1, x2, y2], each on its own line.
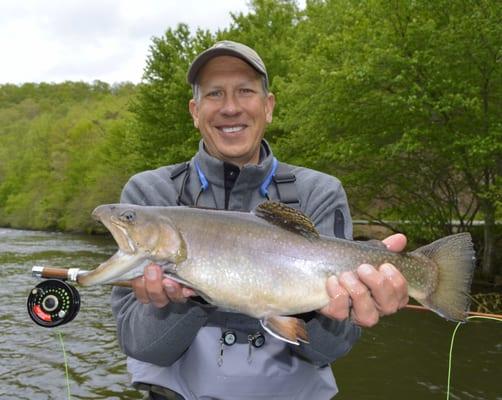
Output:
[170, 162, 193, 206]
[170, 161, 300, 208]
[272, 163, 300, 209]
[170, 162, 189, 180]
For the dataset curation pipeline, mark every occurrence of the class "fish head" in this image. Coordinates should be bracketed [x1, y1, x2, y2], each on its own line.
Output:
[92, 204, 186, 263]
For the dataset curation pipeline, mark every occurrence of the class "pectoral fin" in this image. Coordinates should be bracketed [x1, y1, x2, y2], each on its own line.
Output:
[260, 316, 310, 346]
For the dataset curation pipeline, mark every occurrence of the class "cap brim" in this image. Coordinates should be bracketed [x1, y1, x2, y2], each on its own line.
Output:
[187, 48, 267, 85]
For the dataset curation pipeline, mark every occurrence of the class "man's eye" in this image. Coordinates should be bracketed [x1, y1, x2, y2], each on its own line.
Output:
[206, 90, 223, 98]
[239, 88, 254, 94]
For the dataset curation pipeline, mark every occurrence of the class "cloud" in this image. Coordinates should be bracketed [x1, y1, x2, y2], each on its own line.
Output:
[0, 0, 250, 84]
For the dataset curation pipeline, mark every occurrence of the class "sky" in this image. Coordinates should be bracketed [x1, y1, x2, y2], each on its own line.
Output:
[0, 0, 254, 85]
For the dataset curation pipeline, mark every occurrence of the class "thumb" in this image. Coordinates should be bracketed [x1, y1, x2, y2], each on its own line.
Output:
[382, 233, 407, 253]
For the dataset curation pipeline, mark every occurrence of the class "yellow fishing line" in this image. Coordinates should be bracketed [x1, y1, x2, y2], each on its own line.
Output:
[446, 316, 502, 400]
[57, 330, 72, 400]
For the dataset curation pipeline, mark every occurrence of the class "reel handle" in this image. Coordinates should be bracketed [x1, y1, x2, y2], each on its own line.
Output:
[32, 265, 79, 281]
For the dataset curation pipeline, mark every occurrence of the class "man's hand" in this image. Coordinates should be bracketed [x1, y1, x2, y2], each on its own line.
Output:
[319, 233, 409, 327]
[131, 264, 195, 308]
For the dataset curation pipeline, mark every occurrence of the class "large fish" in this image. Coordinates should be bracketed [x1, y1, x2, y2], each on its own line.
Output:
[80, 201, 475, 344]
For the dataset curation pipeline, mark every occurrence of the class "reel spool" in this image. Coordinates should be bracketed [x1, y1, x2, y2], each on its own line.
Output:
[27, 279, 81, 328]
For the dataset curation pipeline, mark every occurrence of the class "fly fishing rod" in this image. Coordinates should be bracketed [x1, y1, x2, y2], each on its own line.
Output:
[28, 266, 502, 327]
[27, 266, 131, 328]
[403, 304, 502, 319]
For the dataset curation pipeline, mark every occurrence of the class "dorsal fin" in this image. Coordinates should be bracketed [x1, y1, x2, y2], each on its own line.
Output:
[253, 201, 320, 239]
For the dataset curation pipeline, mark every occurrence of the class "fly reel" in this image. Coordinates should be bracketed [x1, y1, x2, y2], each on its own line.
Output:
[27, 279, 81, 328]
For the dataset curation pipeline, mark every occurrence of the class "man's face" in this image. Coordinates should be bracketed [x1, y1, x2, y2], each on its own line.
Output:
[189, 56, 275, 167]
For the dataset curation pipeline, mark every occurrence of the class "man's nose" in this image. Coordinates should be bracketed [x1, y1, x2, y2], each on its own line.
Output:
[220, 93, 241, 116]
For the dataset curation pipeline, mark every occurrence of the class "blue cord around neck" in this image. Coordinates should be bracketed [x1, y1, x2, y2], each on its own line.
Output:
[260, 157, 278, 197]
[194, 161, 209, 191]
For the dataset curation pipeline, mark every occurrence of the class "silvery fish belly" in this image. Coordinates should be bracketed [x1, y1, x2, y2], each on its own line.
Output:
[81, 201, 476, 345]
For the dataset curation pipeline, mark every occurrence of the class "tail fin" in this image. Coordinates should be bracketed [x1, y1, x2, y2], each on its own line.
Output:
[412, 232, 475, 321]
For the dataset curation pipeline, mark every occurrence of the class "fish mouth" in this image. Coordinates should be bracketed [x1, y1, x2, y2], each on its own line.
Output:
[107, 216, 137, 254]
[82, 205, 149, 285]
[92, 206, 137, 254]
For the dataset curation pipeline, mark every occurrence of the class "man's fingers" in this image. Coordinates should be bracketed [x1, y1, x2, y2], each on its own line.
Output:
[379, 263, 409, 309]
[182, 287, 197, 298]
[162, 279, 188, 303]
[354, 263, 409, 317]
[131, 276, 149, 304]
[144, 264, 170, 308]
[339, 270, 380, 327]
[320, 276, 351, 320]
[130, 263, 196, 308]
[356, 264, 400, 316]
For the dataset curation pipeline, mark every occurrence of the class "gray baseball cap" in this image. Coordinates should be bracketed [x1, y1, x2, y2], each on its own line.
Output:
[187, 40, 268, 88]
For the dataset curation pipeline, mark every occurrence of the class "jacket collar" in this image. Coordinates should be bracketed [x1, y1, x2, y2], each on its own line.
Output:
[192, 139, 275, 190]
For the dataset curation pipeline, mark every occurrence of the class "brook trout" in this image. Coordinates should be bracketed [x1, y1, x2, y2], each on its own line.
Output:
[80, 201, 475, 344]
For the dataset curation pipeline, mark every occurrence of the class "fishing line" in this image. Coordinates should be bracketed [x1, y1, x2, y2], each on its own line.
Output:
[57, 330, 72, 400]
[446, 315, 502, 400]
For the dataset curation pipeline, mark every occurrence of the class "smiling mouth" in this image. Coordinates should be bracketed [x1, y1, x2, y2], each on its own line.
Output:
[218, 125, 247, 134]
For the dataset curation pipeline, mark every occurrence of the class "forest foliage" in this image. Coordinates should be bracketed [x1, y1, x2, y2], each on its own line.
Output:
[0, 0, 500, 276]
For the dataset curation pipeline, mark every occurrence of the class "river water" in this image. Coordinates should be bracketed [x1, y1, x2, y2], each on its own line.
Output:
[0, 227, 500, 399]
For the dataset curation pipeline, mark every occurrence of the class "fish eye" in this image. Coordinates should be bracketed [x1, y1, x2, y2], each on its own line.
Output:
[119, 210, 136, 223]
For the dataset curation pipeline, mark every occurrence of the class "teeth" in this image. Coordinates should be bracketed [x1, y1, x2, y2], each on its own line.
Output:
[221, 126, 245, 133]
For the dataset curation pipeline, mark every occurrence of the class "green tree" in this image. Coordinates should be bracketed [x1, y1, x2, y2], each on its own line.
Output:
[0, 81, 138, 231]
[131, 24, 214, 170]
[275, 0, 501, 276]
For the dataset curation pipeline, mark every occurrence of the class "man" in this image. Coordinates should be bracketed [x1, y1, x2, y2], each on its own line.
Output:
[112, 41, 408, 400]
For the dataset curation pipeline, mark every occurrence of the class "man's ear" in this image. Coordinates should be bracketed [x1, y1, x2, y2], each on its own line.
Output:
[189, 99, 199, 128]
[265, 93, 275, 124]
